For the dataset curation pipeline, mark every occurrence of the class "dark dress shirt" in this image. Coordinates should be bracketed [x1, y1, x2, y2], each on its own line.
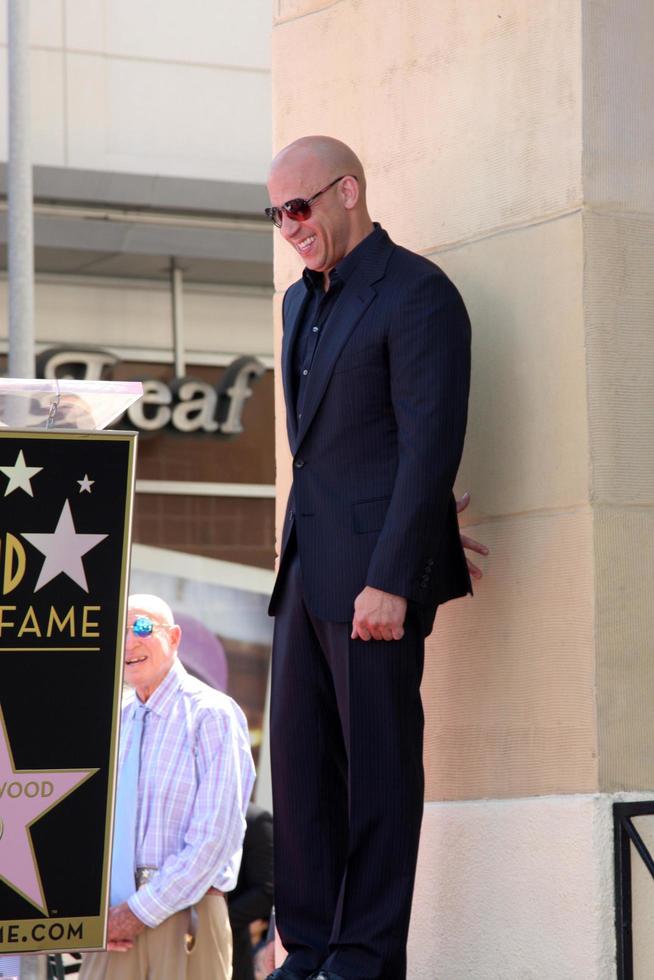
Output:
[291, 224, 384, 419]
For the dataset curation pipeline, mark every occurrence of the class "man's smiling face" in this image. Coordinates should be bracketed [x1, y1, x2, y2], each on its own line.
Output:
[267, 153, 352, 277]
[124, 600, 181, 702]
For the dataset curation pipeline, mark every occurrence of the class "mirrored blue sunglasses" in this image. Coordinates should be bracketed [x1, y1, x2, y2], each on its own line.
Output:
[126, 615, 171, 638]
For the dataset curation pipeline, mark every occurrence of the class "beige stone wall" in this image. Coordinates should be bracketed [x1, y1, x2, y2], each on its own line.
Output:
[582, 0, 654, 791]
[423, 211, 598, 799]
[272, 0, 582, 262]
[271, 0, 604, 801]
[409, 795, 617, 979]
[270, 1, 654, 972]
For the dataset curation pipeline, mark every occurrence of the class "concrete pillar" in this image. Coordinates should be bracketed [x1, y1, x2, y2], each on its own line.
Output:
[271, 0, 654, 976]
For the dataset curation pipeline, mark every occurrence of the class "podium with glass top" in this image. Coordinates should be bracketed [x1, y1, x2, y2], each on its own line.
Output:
[0, 378, 142, 956]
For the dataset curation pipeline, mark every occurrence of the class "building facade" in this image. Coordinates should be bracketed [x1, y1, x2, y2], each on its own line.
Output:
[0, 0, 276, 763]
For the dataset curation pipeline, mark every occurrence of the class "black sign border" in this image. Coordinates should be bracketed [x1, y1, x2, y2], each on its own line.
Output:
[0, 428, 137, 954]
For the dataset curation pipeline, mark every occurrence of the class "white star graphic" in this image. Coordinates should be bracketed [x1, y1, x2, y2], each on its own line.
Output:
[77, 474, 95, 494]
[0, 449, 43, 497]
[21, 499, 108, 592]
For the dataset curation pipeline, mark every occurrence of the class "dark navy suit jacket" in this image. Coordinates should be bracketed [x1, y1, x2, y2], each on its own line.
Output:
[269, 227, 472, 636]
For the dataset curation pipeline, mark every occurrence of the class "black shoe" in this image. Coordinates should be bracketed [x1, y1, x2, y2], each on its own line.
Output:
[266, 969, 315, 980]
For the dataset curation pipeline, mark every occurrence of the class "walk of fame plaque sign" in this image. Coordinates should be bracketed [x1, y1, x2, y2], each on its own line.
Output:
[0, 428, 137, 954]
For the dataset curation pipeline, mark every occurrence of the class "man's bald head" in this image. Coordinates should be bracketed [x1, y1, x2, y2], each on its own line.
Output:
[268, 135, 373, 279]
[270, 136, 367, 195]
[128, 594, 175, 626]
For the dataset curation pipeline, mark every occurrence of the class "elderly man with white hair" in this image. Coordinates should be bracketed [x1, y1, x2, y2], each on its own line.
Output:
[80, 594, 255, 980]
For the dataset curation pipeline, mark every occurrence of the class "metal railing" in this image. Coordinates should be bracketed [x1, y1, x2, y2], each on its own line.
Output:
[614, 800, 654, 980]
[45, 954, 81, 979]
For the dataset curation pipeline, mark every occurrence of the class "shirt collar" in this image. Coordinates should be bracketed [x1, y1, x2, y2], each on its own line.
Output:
[302, 222, 383, 294]
[137, 656, 186, 718]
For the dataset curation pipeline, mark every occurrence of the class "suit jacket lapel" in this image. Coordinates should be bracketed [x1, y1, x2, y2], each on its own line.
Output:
[281, 285, 310, 451]
[295, 230, 395, 449]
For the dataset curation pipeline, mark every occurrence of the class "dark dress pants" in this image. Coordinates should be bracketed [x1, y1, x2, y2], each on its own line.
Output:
[270, 550, 425, 980]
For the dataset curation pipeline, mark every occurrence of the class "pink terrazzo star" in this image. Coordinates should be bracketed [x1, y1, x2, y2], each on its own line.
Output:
[0, 706, 96, 913]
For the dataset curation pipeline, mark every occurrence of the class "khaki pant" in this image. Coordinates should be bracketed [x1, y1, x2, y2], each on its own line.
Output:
[80, 893, 232, 980]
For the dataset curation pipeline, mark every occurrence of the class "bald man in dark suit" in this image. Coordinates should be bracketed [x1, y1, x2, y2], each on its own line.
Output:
[265, 136, 472, 980]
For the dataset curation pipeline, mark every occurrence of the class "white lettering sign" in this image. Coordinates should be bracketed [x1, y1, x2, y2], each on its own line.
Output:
[37, 349, 266, 437]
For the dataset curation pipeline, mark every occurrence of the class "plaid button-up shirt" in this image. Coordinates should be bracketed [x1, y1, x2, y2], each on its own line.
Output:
[119, 657, 255, 927]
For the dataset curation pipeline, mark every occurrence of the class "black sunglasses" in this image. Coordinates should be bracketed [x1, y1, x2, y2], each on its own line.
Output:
[265, 175, 356, 228]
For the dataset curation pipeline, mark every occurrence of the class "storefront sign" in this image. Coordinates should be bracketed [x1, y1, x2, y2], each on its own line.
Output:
[36, 348, 266, 436]
[0, 429, 136, 953]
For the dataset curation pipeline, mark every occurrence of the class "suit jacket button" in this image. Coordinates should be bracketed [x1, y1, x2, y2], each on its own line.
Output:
[294, 458, 305, 468]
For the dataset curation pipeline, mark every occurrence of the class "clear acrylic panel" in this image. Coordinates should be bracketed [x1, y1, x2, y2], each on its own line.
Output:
[0, 378, 143, 431]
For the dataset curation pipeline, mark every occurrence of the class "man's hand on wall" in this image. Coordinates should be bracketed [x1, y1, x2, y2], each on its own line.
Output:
[352, 587, 407, 642]
[456, 491, 489, 580]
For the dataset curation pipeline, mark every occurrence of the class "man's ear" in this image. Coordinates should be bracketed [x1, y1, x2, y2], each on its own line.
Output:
[341, 175, 360, 210]
[169, 624, 182, 651]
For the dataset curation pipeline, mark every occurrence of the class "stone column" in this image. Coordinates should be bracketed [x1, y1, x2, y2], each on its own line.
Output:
[271, 1, 654, 976]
